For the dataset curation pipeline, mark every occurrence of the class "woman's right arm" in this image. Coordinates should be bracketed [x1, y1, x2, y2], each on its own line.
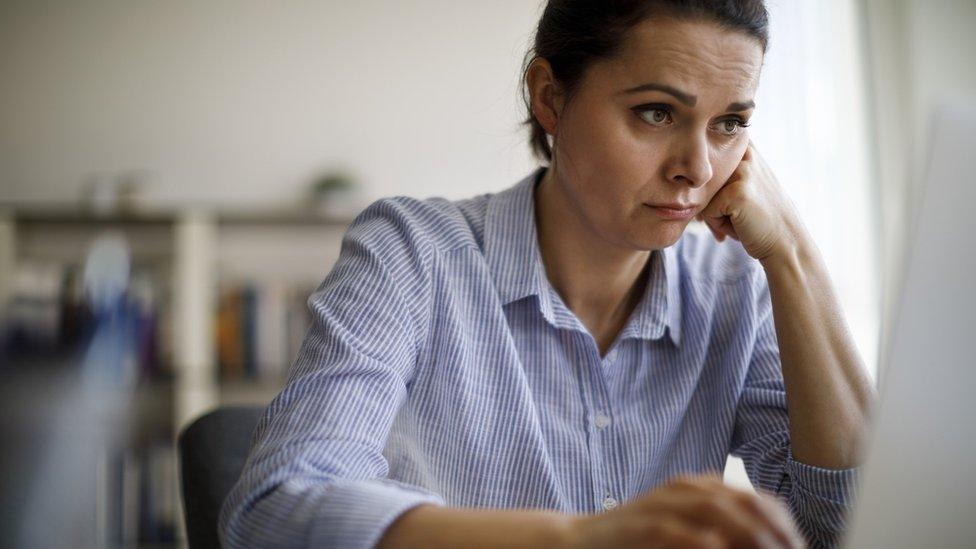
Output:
[218, 198, 445, 549]
[380, 476, 805, 549]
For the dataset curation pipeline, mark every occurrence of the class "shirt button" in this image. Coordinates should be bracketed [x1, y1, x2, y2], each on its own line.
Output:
[602, 496, 618, 510]
[594, 412, 611, 429]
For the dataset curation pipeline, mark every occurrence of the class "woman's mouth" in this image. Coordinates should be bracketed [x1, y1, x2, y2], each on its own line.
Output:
[644, 203, 698, 220]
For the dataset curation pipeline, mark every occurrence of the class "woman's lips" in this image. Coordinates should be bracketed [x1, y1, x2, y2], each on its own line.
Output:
[644, 203, 698, 220]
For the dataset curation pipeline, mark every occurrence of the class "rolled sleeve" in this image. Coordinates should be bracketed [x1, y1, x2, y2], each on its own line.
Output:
[786, 450, 858, 504]
[309, 479, 445, 549]
[218, 197, 443, 549]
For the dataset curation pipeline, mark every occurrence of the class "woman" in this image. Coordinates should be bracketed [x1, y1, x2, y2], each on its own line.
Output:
[220, 1, 875, 547]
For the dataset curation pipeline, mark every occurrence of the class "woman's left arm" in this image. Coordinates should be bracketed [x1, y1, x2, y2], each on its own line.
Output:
[758, 225, 876, 468]
[699, 142, 877, 469]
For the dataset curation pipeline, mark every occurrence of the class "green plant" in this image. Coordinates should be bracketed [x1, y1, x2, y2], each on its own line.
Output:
[311, 172, 355, 196]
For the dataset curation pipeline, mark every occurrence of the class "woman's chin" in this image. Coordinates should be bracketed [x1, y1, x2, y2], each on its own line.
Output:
[632, 220, 689, 250]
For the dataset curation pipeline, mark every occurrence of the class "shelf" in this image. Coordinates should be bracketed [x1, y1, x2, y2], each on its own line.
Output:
[216, 210, 354, 227]
[0, 206, 345, 546]
[219, 379, 286, 407]
[7, 209, 176, 227]
[1, 204, 355, 228]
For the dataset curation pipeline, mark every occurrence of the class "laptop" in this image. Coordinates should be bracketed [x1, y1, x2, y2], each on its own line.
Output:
[843, 98, 976, 547]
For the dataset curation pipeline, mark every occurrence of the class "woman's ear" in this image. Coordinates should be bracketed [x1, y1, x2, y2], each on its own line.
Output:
[526, 57, 564, 137]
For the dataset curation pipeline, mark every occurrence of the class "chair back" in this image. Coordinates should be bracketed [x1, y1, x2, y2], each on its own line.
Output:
[178, 406, 263, 549]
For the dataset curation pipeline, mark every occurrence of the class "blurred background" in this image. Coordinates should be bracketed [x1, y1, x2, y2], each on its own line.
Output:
[0, 0, 973, 547]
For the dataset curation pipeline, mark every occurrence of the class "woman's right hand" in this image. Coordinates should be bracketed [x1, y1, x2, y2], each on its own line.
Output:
[568, 474, 805, 549]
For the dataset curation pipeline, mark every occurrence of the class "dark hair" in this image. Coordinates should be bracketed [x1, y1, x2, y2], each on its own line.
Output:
[521, 0, 769, 163]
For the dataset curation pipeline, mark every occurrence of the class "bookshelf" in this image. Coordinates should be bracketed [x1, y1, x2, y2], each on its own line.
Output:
[0, 204, 352, 546]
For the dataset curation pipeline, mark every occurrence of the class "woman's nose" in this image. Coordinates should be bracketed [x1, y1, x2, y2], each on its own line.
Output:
[665, 133, 712, 188]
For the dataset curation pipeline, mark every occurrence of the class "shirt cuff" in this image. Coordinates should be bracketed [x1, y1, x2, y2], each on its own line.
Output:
[310, 478, 445, 549]
[785, 449, 859, 505]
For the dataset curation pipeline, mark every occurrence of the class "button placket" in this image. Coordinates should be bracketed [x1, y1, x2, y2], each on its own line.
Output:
[589, 343, 624, 515]
[570, 331, 609, 515]
[578, 331, 624, 516]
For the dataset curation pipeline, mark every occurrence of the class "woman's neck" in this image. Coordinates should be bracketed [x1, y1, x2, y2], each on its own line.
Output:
[534, 166, 651, 352]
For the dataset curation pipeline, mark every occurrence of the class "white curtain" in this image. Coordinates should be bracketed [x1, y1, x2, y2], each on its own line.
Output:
[751, 0, 880, 374]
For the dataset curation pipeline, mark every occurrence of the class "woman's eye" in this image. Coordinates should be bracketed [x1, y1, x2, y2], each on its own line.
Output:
[716, 119, 749, 136]
[639, 108, 672, 127]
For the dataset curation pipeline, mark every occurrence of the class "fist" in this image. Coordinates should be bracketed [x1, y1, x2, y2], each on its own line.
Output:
[697, 142, 807, 263]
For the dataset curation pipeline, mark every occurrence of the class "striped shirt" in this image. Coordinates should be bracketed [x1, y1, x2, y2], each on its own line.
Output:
[219, 167, 857, 549]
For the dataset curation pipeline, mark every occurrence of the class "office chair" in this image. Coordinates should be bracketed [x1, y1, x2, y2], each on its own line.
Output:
[178, 406, 263, 549]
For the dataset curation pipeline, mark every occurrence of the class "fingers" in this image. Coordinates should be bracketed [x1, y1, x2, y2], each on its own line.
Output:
[697, 142, 750, 244]
[667, 490, 779, 548]
[663, 476, 803, 549]
[744, 141, 775, 176]
[707, 223, 726, 242]
[654, 519, 726, 549]
[698, 162, 752, 243]
[698, 214, 726, 242]
[699, 205, 739, 242]
[752, 491, 806, 548]
[718, 489, 803, 549]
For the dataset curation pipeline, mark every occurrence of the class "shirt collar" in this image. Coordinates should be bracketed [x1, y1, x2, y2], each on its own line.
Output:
[483, 167, 682, 346]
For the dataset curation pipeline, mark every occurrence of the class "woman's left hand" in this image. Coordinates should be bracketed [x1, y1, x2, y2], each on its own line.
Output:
[696, 141, 807, 263]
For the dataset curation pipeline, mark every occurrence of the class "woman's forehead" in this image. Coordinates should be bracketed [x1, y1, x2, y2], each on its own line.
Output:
[602, 17, 764, 101]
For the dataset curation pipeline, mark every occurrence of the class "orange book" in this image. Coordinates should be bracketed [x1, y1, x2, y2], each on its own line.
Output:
[216, 288, 243, 381]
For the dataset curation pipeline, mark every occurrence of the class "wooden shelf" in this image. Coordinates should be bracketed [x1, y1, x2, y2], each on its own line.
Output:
[7, 210, 176, 227]
[217, 210, 354, 227]
[1, 204, 345, 545]
[1, 204, 355, 227]
[219, 379, 286, 407]
[1, 210, 339, 428]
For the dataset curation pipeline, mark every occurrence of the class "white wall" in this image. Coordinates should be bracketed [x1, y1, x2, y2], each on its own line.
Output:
[0, 0, 543, 207]
[863, 0, 976, 368]
[907, 0, 976, 168]
[0, 0, 889, 370]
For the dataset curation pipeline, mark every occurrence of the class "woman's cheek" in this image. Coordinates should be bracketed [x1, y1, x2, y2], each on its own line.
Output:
[709, 156, 741, 190]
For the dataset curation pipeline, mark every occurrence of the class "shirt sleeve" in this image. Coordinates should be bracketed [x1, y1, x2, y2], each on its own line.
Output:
[729, 268, 858, 549]
[218, 198, 446, 549]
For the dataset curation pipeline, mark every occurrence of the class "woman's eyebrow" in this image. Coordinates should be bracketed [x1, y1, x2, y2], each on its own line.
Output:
[620, 82, 755, 112]
[621, 82, 697, 106]
[726, 100, 756, 112]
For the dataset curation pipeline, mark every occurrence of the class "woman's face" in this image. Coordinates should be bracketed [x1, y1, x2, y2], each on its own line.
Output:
[547, 17, 764, 250]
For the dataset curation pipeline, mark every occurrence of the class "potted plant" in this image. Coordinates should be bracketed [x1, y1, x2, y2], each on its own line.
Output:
[309, 171, 361, 218]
